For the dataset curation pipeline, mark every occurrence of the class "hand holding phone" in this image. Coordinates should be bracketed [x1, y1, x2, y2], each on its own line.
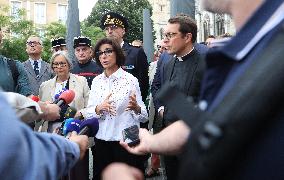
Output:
[122, 125, 140, 147]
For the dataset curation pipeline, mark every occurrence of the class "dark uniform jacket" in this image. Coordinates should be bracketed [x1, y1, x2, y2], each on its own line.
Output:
[122, 42, 149, 102]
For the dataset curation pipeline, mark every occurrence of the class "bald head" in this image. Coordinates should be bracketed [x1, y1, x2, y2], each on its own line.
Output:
[201, 0, 264, 30]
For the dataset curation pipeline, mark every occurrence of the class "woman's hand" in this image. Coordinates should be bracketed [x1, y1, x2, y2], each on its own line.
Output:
[126, 92, 141, 114]
[96, 93, 116, 115]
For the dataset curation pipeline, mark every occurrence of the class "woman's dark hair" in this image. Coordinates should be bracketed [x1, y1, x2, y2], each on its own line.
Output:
[94, 37, 125, 68]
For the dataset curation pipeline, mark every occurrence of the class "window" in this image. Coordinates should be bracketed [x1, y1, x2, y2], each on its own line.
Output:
[58, 4, 67, 24]
[10, 1, 22, 20]
[34, 2, 46, 24]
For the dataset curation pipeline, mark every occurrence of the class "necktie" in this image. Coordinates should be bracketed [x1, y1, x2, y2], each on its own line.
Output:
[34, 61, 39, 77]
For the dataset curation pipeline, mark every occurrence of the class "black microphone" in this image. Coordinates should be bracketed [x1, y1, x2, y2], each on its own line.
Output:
[53, 90, 75, 107]
[64, 106, 77, 119]
[78, 117, 99, 137]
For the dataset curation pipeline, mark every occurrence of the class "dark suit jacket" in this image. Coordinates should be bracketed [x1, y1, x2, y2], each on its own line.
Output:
[122, 42, 149, 102]
[22, 60, 54, 96]
[162, 49, 205, 125]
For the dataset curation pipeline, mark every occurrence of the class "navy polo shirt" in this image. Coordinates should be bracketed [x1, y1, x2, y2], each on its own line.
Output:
[197, 0, 284, 179]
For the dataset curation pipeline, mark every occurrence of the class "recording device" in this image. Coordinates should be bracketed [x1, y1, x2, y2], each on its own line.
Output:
[57, 107, 77, 135]
[63, 118, 81, 136]
[78, 117, 99, 137]
[54, 88, 67, 101]
[122, 125, 140, 147]
[53, 90, 75, 107]
[64, 106, 77, 119]
[30, 95, 40, 102]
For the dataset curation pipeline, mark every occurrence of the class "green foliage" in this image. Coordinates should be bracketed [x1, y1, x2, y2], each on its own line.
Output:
[81, 21, 105, 46]
[41, 22, 67, 61]
[86, 0, 156, 43]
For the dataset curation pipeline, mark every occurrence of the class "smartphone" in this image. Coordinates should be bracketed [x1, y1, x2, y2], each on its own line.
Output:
[122, 125, 140, 147]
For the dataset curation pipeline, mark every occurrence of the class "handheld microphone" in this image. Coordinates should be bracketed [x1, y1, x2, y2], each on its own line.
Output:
[30, 95, 40, 102]
[63, 118, 81, 136]
[53, 90, 75, 107]
[79, 117, 99, 137]
[54, 88, 67, 100]
[64, 106, 77, 119]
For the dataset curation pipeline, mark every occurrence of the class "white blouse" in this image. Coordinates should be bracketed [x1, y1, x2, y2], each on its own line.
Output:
[81, 68, 148, 141]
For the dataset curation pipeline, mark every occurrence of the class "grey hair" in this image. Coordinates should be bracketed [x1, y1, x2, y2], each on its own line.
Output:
[50, 51, 73, 70]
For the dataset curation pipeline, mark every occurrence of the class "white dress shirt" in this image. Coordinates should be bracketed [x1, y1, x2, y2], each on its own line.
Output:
[29, 59, 42, 73]
[81, 68, 148, 141]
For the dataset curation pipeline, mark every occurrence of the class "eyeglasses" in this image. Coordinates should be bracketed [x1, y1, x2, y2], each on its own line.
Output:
[96, 49, 113, 57]
[162, 32, 178, 40]
[26, 41, 42, 46]
[104, 25, 119, 31]
[52, 62, 67, 68]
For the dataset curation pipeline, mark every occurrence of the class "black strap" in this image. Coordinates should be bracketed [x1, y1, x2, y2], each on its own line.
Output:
[6, 58, 19, 86]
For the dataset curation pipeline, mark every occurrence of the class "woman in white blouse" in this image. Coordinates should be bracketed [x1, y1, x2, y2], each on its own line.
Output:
[79, 37, 148, 179]
[39, 51, 90, 132]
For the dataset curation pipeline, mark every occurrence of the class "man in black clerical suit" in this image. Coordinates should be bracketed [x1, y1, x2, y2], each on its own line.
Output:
[157, 14, 205, 180]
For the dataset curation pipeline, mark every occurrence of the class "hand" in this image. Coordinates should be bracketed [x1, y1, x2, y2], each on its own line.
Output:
[74, 111, 83, 119]
[96, 93, 116, 115]
[120, 128, 152, 155]
[102, 163, 143, 180]
[69, 131, 89, 160]
[39, 102, 60, 121]
[126, 91, 141, 114]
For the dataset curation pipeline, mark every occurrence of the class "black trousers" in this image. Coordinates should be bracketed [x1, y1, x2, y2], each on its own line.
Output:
[164, 155, 179, 180]
[92, 139, 145, 180]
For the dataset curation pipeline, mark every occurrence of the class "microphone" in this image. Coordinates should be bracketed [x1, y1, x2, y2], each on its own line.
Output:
[30, 95, 40, 102]
[64, 106, 77, 119]
[79, 117, 99, 137]
[54, 88, 67, 100]
[63, 118, 81, 136]
[54, 90, 75, 107]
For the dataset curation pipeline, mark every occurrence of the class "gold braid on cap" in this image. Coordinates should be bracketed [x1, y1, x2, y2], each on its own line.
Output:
[104, 15, 125, 28]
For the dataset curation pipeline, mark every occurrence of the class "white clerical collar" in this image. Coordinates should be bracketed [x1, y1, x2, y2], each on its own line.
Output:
[175, 47, 195, 62]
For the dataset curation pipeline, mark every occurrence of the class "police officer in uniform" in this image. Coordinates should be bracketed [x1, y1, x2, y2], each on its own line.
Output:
[71, 36, 103, 88]
[51, 37, 68, 54]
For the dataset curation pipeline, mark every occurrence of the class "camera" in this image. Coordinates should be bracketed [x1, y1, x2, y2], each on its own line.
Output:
[122, 125, 140, 147]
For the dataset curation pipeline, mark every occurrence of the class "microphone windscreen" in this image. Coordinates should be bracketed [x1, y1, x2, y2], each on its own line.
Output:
[58, 90, 75, 105]
[30, 95, 40, 102]
[54, 88, 67, 100]
[80, 117, 99, 137]
[64, 106, 77, 119]
[63, 118, 81, 136]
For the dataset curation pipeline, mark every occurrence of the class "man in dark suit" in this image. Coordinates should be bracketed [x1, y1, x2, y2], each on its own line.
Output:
[100, 12, 149, 103]
[155, 14, 205, 180]
[23, 36, 53, 96]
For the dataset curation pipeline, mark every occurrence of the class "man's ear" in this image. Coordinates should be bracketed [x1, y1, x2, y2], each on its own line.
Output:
[185, 33, 193, 43]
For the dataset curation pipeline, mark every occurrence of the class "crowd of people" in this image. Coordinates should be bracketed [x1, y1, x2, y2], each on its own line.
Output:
[1, 0, 284, 179]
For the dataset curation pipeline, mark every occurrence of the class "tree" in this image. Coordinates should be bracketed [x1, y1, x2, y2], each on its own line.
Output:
[81, 21, 105, 46]
[0, 6, 35, 61]
[86, 0, 155, 43]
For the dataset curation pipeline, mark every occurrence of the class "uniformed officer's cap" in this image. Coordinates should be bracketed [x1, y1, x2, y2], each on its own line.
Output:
[51, 37, 66, 48]
[73, 36, 92, 49]
[100, 12, 128, 31]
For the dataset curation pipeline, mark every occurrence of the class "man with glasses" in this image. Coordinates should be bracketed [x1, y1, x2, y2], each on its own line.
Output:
[0, 27, 33, 97]
[23, 35, 54, 96]
[71, 36, 103, 88]
[154, 14, 205, 180]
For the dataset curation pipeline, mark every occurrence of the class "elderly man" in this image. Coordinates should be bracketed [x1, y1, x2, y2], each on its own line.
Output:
[23, 35, 54, 96]
[71, 36, 103, 88]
